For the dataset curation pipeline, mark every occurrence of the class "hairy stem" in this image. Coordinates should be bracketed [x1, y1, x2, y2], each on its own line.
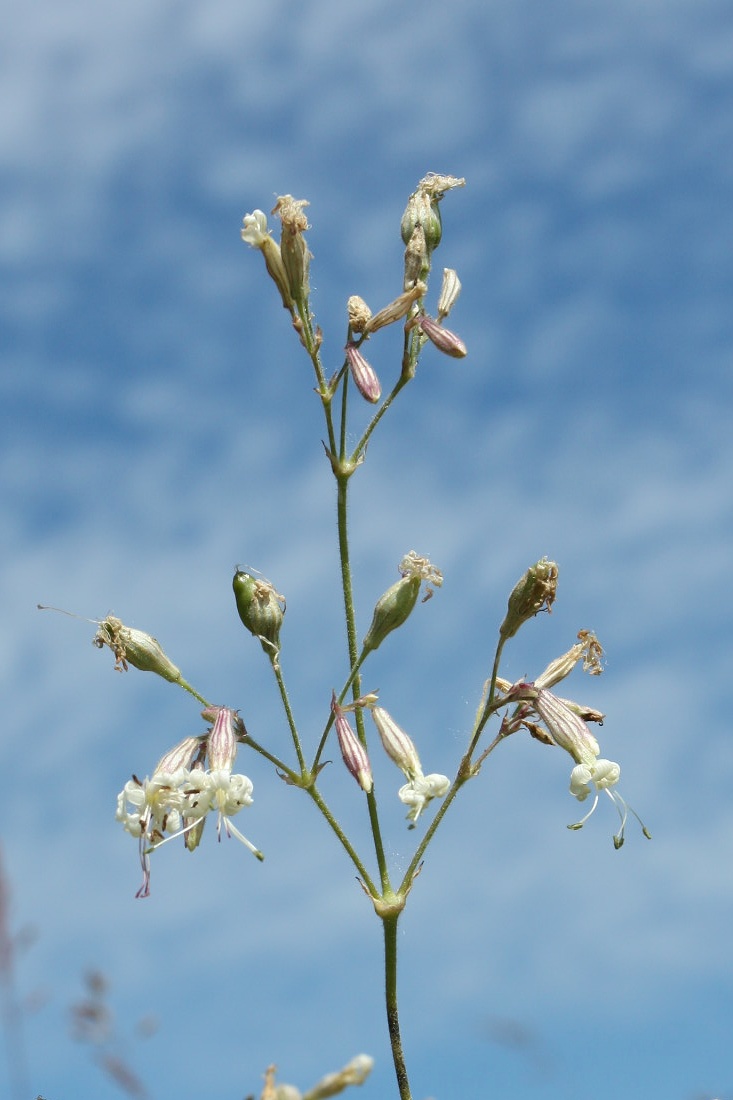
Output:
[383, 914, 412, 1100]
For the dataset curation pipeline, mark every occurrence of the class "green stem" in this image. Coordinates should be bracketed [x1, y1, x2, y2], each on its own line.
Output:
[296, 299, 338, 457]
[175, 677, 211, 707]
[467, 637, 506, 756]
[383, 914, 412, 1100]
[306, 785, 376, 893]
[350, 373, 409, 464]
[241, 734, 296, 780]
[269, 657, 307, 775]
[399, 639, 508, 891]
[310, 650, 368, 774]
[335, 472, 390, 890]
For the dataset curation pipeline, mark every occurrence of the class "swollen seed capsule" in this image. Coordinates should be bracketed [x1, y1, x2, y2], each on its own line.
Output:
[233, 569, 285, 657]
[362, 575, 421, 655]
[93, 615, 183, 683]
[499, 557, 558, 641]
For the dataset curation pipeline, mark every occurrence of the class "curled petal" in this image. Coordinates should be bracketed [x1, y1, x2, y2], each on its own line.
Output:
[241, 209, 269, 247]
[398, 772, 450, 826]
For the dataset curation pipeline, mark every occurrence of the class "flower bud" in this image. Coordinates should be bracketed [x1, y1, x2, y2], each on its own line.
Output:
[371, 706, 421, 779]
[93, 615, 183, 684]
[205, 706, 241, 772]
[331, 694, 373, 793]
[416, 313, 467, 358]
[437, 267, 462, 320]
[154, 735, 203, 775]
[499, 557, 559, 640]
[233, 569, 285, 657]
[345, 343, 381, 403]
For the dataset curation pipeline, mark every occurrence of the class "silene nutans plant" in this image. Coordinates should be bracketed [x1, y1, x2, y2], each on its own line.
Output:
[44, 173, 650, 1100]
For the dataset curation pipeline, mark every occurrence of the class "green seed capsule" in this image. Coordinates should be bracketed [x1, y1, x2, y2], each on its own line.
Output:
[233, 569, 285, 657]
[362, 575, 421, 655]
[93, 615, 183, 683]
[499, 558, 559, 641]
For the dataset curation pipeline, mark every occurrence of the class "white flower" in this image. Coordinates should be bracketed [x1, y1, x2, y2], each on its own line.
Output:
[198, 770, 262, 857]
[117, 712, 263, 897]
[116, 769, 189, 898]
[530, 687, 649, 847]
[240, 209, 269, 248]
[569, 758, 621, 801]
[398, 772, 450, 827]
[371, 706, 450, 827]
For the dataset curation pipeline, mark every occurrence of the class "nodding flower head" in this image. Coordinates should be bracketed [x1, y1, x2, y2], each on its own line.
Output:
[116, 708, 262, 898]
[370, 706, 449, 828]
[503, 680, 650, 849]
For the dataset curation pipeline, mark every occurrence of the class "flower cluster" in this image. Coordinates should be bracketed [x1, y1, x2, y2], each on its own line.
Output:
[116, 706, 263, 898]
[329, 690, 449, 827]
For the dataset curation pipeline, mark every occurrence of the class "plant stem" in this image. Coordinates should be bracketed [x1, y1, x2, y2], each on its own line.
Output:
[270, 657, 307, 774]
[351, 373, 409, 463]
[335, 472, 390, 889]
[383, 914, 412, 1100]
[307, 785, 376, 893]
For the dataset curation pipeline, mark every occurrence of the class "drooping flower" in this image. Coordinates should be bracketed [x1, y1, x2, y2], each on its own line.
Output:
[116, 708, 262, 897]
[188, 706, 263, 858]
[371, 706, 449, 828]
[240, 209, 269, 247]
[505, 681, 650, 848]
[398, 772, 450, 826]
[116, 735, 202, 898]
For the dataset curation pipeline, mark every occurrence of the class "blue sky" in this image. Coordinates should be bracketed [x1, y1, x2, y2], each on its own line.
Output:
[2, 0, 733, 1098]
